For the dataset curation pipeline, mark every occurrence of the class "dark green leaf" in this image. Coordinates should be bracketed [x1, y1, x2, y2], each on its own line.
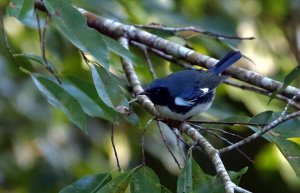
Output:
[177, 157, 207, 193]
[160, 185, 172, 193]
[250, 111, 300, 177]
[62, 77, 115, 121]
[250, 111, 300, 140]
[6, 0, 34, 23]
[59, 173, 111, 193]
[91, 64, 128, 110]
[32, 74, 87, 133]
[96, 171, 132, 193]
[44, 0, 109, 69]
[131, 166, 160, 193]
[269, 65, 300, 103]
[14, 53, 56, 72]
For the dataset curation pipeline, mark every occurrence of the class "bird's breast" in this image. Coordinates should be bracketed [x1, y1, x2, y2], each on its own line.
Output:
[155, 101, 213, 121]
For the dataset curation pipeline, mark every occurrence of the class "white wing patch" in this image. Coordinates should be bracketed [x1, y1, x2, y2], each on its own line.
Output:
[175, 97, 195, 106]
[200, 87, 209, 93]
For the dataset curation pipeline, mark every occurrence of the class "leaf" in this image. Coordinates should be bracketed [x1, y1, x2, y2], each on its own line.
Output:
[160, 185, 172, 193]
[101, 35, 141, 66]
[130, 166, 160, 193]
[178, 157, 247, 193]
[6, 0, 34, 23]
[32, 74, 87, 133]
[59, 173, 111, 193]
[269, 65, 300, 103]
[14, 53, 57, 72]
[249, 111, 300, 177]
[177, 157, 207, 193]
[91, 64, 128, 110]
[62, 77, 115, 121]
[272, 138, 300, 177]
[44, 0, 109, 69]
[96, 171, 133, 193]
[249, 111, 300, 140]
[228, 167, 248, 185]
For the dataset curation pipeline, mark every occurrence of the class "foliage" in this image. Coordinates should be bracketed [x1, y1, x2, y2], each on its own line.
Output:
[1, 0, 300, 193]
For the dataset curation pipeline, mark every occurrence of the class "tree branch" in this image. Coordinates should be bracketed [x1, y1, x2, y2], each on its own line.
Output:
[34, 0, 300, 100]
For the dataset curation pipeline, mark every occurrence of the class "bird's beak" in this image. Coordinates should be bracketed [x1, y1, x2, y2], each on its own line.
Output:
[138, 90, 150, 95]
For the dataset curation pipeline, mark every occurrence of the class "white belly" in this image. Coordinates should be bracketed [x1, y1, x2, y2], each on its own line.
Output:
[155, 102, 213, 121]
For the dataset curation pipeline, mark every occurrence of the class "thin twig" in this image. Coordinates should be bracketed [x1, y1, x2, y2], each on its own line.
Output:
[281, 91, 300, 116]
[111, 123, 121, 172]
[130, 40, 194, 69]
[35, 10, 61, 84]
[140, 44, 157, 79]
[189, 120, 267, 127]
[191, 124, 245, 140]
[134, 24, 255, 40]
[157, 121, 182, 169]
[219, 111, 300, 153]
[203, 130, 254, 164]
[225, 80, 300, 110]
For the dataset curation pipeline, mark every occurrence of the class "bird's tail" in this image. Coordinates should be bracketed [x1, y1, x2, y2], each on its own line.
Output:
[209, 51, 242, 75]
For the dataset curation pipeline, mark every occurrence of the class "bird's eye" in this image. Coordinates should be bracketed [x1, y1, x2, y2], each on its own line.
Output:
[155, 88, 161, 94]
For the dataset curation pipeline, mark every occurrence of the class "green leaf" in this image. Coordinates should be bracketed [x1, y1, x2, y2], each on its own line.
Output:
[272, 138, 300, 177]
[102, 35, 140, 66]
[131, 166, 160, 193]
[96, 171, 133, 193]
[44, 0, 109, 69]
[59, 173, 111, 193]
[250, 111, 300, 177]
[177, 157, 207, 193]
[91, 64, 128, 110]
[14, 53, 57, 72]
[228, 167, 248, 185]
[160, 185, 172, 193]
[269, 65, 300, 103]
[62, 77, 116, 121]
[250, 111, 300, 140]
[178, 157, 247, 193]
[6, 0, 34, 23]
[32, 74, 87, 133]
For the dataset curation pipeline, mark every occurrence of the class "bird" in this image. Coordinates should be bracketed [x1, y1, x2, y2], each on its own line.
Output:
[139, 51, 242, 121]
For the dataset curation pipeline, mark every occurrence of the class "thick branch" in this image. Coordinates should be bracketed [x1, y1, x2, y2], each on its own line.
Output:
[80, 12, 299, 100]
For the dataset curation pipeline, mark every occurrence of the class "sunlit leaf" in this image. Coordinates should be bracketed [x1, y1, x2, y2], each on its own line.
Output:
[97, 171, 132, 193]
[269, 65, 300, 103]
[6, 0, 34, 23]
[62, 77, 115, 121]
[131, 166, 160, 193]
[32, 74, 87, 133]
[59, 173, 111, 193]
[91, 64, 128, 110]
[272, 138, 300, 177]
[44, 0, 109, 69]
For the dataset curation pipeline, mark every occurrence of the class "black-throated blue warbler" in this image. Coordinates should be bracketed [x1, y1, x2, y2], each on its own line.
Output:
[139, 51, 242, 121]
